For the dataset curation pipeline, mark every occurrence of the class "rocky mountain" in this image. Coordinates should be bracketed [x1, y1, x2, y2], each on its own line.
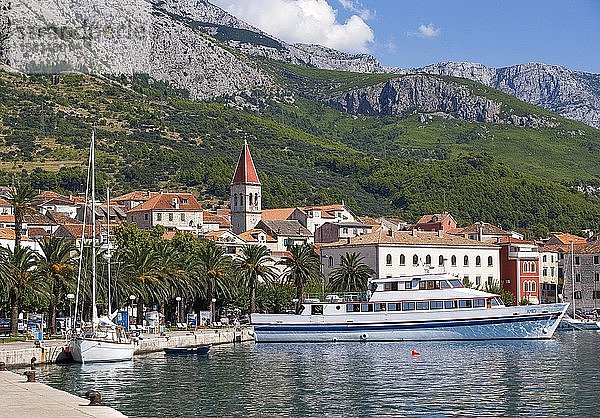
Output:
[413, 62, 600, 129]
[2, 0, 599, 129]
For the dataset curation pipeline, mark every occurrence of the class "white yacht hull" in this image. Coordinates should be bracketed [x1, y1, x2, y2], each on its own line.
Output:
[558, 316, 600, 331]
[70, 337, 135, 363]
[252, 303, 569, 343]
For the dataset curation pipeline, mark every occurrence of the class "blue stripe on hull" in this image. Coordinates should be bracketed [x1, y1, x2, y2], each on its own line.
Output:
[253, 314, 561, 342]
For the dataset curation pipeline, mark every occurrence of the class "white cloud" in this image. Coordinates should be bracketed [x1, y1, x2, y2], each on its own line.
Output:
[407, 23, 441, 39]
[337, 0, 373, 20]
[212, 0, 374, 53]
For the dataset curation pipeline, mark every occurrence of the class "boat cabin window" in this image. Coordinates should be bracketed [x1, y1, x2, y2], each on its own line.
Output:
[374, 303, 387, 312]
[346, 304, 361, 312]
[387, 303, 402, 311]
[416, 301, 429, 310]
[384, 282, 399, 291]
[311, 305, 323, 315]
[450, 279, 463, 288]
[419, 281, 426, 290]
[473, 299, 486, 308]
[440, 280, 451, 289]
[458, 300, 473, 309]
[361, 303, 373, 312]
[405, 282, 412, 290]
[430, 301, 444, 310]
[402, 302, 416, 311]
[490, 297, 503, 306]
[444, 300, 457, 309]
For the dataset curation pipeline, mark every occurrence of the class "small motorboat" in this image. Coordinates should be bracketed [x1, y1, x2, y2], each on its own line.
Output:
[163, 345, 211, 355]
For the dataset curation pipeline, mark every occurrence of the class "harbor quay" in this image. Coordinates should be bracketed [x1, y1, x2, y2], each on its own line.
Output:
[0, 328, 253, 367]
[0, 369, 125, 418]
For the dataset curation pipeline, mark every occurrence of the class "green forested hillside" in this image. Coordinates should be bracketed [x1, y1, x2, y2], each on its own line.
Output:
[0, 66, 599, 235]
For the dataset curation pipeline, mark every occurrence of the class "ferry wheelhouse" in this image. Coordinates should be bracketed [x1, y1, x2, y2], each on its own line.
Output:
[252, 273, 569, 342]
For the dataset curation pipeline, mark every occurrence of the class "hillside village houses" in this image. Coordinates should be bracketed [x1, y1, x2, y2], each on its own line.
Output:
[1, 140, 600, 309]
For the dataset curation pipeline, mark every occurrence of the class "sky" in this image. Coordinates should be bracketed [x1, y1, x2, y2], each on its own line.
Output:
[211, 0, 600, 73]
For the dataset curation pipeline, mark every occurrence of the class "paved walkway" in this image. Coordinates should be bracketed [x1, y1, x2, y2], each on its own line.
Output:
[0, 370, 125, 417]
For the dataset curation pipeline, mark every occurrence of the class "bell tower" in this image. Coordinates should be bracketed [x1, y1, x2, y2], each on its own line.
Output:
[230, 139, 262, 234]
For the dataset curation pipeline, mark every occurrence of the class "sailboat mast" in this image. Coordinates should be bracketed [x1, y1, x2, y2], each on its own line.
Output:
[107, 186, 111, 316]
[571, 240, 575, 318]
[91, 130, 98, 329]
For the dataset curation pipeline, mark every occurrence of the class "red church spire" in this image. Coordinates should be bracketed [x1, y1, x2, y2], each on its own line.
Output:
[231, 138, 260, 185]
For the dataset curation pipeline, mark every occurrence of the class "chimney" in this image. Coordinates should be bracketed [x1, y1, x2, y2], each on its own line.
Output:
[438, 230, 444, 238]
[387, 229, 393, 237]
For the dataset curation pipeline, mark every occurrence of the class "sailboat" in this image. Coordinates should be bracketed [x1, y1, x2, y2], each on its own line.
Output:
[559, 241, 600, 331]
[70, 131, 136, 363]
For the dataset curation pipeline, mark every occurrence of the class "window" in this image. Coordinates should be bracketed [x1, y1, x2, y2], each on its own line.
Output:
[451, 255, 457, 266]
[386, 254, 392, 265]
[254, 194, 259, 206]
[249, 194, 253, 206]
[488, 256, 493, 267]
[551, 255, 554, 262]
[419, 281, 426, 290]
[180, 213, 185, 221]
[168, 213, 173, 222]
[402, 302, 416, 311]
[444, 300, 456, 309]
[464, 255, 469, 266]
[430, 301, 444, 310]
[574, 291, 582, 300]
[404, 281, 412, 290]
[343, 228, 348, 234]
[524, 282, 530, 292]
[425, 255, 431, 265]
[181, 198, 188, 204]
[144, 213, 149, 221]
[384, 282, 399, 291]
[459, 300, 473, 308]
[157, 213, 162, 221]
[449, 279, 462, 288]
[361, 304, 373, 312]
[440, 281, 451, 289]
[346, 304, 360, 312]
[488, 276, 494, 285]
[595, 256, 600, 265]
[399, 254, 405, 266]
[412, 255, 419, 266]
[311, 305, 323, 315]
[523, 262, 529, 273]
[593, 291, 600, 300]
[375, 303, 387, 312]
[476, 276, 481, 287]
[530, 262, 536, 273]
[543, 255, 547, 262]
[575, 273, 581, 283]
[234, 194, 238, 207]
[473, 299, 486, 308]
[595, 272, 600, 282]
[387, 303, 397, 311]
[543, 268, 548, 277]
[416, 301, 429, 310]
[328, 256, 334, 267]
[476, 256, 481, 266]
[439, 255, 444, 267]
[531, 282, 536, 292]
[575, 256, 580, 265]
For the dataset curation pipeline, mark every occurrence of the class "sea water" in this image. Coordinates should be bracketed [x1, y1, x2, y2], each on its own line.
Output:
[34, 332, 600, 417]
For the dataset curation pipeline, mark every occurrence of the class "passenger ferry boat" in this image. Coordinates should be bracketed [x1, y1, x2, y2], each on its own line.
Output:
[252, 274, 569, 342]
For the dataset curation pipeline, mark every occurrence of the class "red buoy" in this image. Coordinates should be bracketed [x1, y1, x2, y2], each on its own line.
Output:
[411, 350, 420, 356]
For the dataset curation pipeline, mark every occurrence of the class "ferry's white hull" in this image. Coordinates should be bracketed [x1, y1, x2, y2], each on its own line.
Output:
[70, 337, 135, 363]
[252, 303, 568, 343]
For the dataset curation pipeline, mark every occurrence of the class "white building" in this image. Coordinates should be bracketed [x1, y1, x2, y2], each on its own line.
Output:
[321, 229, 500, 288]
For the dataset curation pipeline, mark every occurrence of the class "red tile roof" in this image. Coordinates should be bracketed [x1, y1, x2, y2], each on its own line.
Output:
[231, 140, 260, 185]
[261, 207, 296, 221]
[550, 233, 587, 245]
[416, 212, 453, 226]
[0, 214, 15, 223]
[127, 193, 202, 213]
[321, 229, 494, 248]
[203, 212, 231, 227]
[238, 229, 277, 243]
[112, 191, 159, 202]
[0, 228, 15, 240]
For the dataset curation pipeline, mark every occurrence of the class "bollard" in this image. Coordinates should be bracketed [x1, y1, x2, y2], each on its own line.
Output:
[0, 361, 6, 371]
[24, 371, 36, 382]
[85, 390, 102, 406]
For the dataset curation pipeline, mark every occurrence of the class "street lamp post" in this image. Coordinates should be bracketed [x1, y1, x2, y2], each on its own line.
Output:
[175, 296, 182, 324]
[129, 295, 136, 325]
[211, 298, 217, 324]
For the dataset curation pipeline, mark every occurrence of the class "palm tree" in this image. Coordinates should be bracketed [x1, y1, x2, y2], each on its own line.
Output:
[235, 245, 278, 317]
[37, 237, 77, 334]
[194, 241, 231, 323]
[7, 180, 36, 249]
[279, 244, 322, 314]
[328, 252, 374, 293]
[121, 245, 162, 325]
[1, 246, 41, 336]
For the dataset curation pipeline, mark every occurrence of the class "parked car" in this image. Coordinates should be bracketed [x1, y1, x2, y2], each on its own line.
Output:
[0, 318, 10, 336]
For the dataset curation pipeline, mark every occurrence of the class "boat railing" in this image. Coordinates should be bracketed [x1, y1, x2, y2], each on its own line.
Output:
[304, 292, 368, 303]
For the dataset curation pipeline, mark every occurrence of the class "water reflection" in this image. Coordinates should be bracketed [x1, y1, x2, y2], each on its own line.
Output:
[31, 333, 600, 417]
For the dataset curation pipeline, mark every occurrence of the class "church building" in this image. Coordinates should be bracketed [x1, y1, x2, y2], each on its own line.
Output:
[230, 139, 262, 234]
